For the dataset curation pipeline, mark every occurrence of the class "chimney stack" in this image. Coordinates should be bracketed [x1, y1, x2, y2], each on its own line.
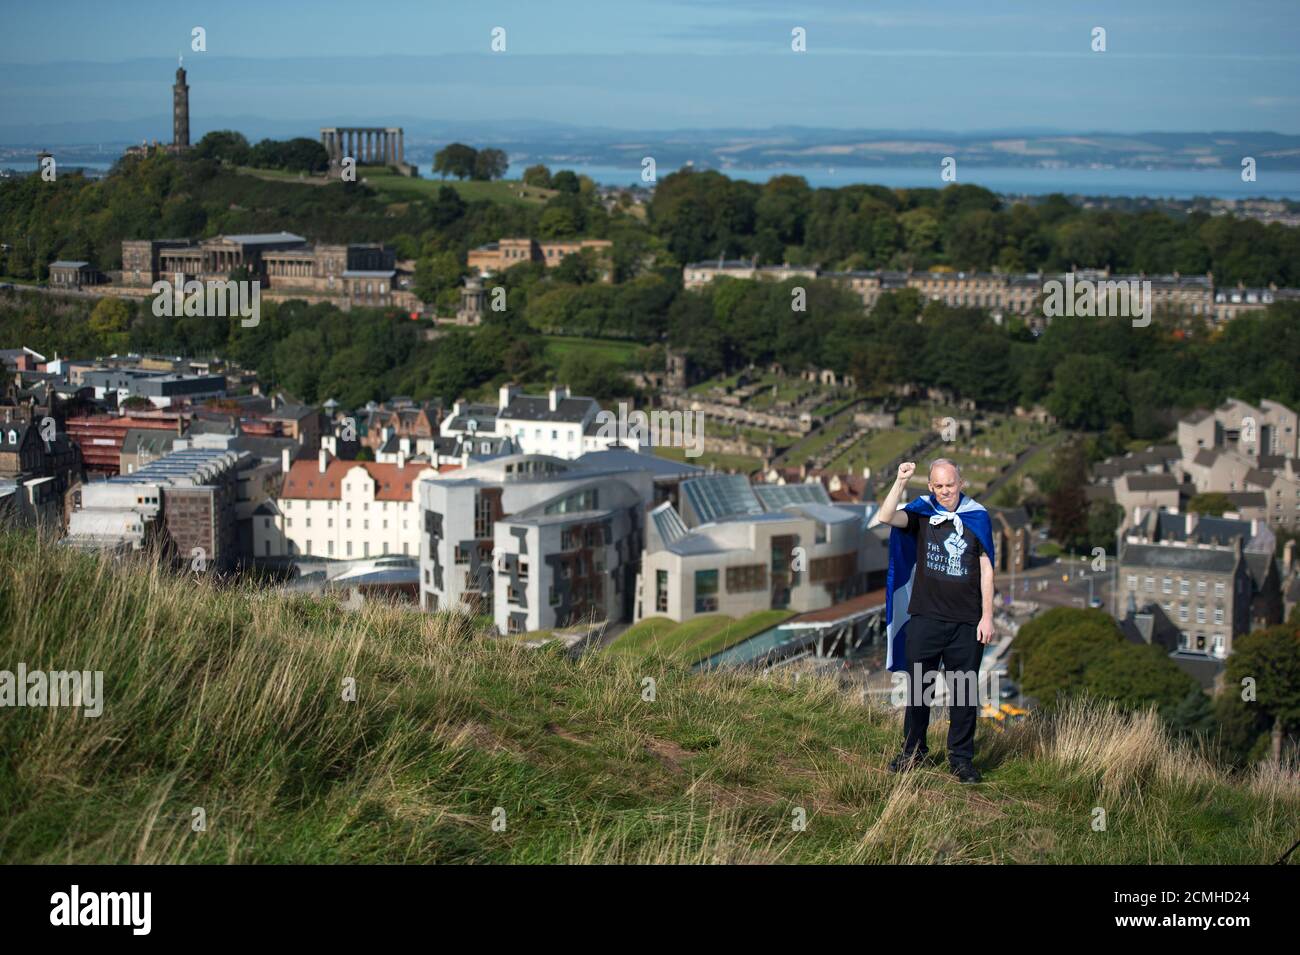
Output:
[499, 383, 520, 412]
[318, 449, 328, 474]
[281, 448, 291, 474]
[1284, 539, 1296, 573]
[397, 449, 406, 470]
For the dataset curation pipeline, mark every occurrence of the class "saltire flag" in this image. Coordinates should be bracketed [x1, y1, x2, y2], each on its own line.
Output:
[884, 492, 996, 672]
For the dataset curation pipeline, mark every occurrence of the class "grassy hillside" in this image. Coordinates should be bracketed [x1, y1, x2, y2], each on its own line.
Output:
[0, 532, 1295, 864]
[360, 171, 557, 206]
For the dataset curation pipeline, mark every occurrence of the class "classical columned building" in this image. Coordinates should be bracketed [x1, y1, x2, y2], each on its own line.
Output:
[320, 127, 406, 168]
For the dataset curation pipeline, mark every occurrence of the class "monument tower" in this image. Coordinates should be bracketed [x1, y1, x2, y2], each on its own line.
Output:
[172, 62, 190, 149]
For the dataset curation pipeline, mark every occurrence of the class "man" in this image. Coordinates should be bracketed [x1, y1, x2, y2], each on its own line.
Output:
[873, 459, 996, 784]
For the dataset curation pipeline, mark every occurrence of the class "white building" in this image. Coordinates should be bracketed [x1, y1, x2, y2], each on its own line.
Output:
[441, 385, 645, 461]
[255, 450, 440, 560]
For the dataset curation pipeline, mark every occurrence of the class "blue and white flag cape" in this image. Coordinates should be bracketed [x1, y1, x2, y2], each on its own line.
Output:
[884, 493, 995, 672]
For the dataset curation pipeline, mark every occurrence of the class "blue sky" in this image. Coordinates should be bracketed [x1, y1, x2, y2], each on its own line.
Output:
[1, 0, 1297, 135]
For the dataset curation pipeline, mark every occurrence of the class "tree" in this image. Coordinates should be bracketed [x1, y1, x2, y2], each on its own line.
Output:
[472, 148, 508, 181]
[413, 250, 466, 306]
[522, 164, 552, 189]
[1045, 353, 1129, 430]
[550, 170, 581, 195]
[433, 143, 478, 180]
[89, 297, 131, 335]
[1189, 492, 1232, 517]
[538, 201, 582, 239]
[1046, 439, 1091, 552]
[194, 130, 251, 166]
[1216, 624, 1300, 765]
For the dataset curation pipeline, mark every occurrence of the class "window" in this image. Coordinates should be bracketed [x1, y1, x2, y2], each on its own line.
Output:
[475, 492, 495, 539]
[1196, 607, 1206, 624]
[1214, 581, 1224, 598]
[1162, 577, 1171, 594]
[1126, 575, 1137, 590]
[1179, 605, 1189, 622]
[695, 569, 719, 613]
[727, 564, 767, 593]
[328, 541, 335, 556]
[1197, 580, 1206, 596]
[1179, 579, 1189, 596]
[550, 587, 560, 607]
[1214, 608, 1224, 624]
[1144, 577, 1154, 592]
[306, 518, 312, 529]
[519, 559, 529, 581]
[346, 541, 352, 556]
[656, 570, 668, 613]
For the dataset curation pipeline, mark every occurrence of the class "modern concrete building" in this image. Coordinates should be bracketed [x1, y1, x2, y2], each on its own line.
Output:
[81, 368, 227, 409]
[416, 452, 668, 634]
[634, 474, 889, 624]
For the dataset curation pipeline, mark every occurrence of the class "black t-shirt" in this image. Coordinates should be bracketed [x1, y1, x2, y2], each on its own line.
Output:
[903, 509, 986, 623]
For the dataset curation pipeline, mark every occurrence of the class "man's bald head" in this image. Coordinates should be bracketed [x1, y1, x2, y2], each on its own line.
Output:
[927, 458, 964, 509]
[929, 458, 963, 484]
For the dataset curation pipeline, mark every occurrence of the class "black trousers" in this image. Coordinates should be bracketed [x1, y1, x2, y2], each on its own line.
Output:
[901, 613, 986, 763]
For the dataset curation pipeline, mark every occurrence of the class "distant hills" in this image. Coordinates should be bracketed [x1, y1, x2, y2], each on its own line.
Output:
[3, 123, 1300, 173]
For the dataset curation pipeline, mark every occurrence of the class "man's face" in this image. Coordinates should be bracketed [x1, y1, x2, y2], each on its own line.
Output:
[929, 464, 961, 510]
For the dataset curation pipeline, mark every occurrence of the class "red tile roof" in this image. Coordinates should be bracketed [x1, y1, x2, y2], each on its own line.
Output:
[282, 458, 435, 501]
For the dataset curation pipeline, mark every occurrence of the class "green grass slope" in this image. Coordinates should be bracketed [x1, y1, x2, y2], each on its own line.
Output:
[0, 533, 1295, 864]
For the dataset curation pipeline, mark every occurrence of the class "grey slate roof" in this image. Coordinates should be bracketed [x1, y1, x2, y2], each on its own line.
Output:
[1224, 491, 1267, 508]
[1122, 543, 1238, 573]
[1125, 474, 1179, 491]
[121, 429, 177, 457]
[1245, 468, 1275, 488]
[1244, 553, 1277, 590]
[501, 395, 597, 424]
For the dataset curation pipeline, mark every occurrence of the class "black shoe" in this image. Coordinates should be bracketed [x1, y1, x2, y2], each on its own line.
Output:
[950, 760, 982, 784]
[888, 750, 927, 773]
